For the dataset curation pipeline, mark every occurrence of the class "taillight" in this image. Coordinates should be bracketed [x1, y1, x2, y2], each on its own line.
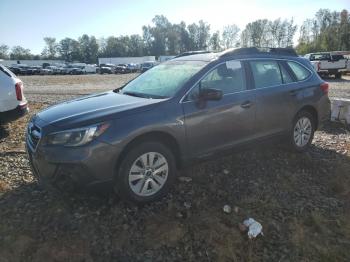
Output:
[320, 82, 329, 95]
[317, 62, 321, 71]
[15, 82, 23, 101]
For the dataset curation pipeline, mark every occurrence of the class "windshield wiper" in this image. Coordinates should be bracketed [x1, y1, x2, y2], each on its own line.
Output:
[122, 91, 148, 98]
[122, 91, 168, 99]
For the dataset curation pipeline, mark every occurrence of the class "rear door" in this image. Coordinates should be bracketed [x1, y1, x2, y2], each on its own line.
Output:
[248, 59, 300, 137]
[182, 60, 256, 158]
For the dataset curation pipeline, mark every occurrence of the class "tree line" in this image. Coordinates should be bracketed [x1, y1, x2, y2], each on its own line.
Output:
[0, 8, 349, 63]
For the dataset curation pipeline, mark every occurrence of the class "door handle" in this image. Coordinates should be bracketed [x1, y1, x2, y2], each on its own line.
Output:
[241, 101, 252, 108]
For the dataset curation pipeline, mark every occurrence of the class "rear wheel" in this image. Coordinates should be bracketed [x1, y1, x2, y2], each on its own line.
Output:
[289, 111, 315, 152]
[335, 72, 342, 79]
[115, 141, 176, 204]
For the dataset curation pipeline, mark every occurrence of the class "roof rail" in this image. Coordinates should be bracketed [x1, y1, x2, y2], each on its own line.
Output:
[175, 50, 211, 58]
[220, 47, 298, 57]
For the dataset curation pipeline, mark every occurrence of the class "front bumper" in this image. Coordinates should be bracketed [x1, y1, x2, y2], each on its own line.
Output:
[0, 103, 28, 123]
[26, 134, 120, 191]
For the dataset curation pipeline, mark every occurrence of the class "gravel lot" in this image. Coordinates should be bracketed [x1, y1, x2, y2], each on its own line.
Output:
[0, 74, 349, 261]
[21, 74, 350, 104]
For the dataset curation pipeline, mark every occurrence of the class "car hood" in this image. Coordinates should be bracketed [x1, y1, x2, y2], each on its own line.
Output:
[36, 91, 164, 128]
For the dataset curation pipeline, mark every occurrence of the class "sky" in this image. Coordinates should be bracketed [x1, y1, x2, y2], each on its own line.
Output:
[1, 0, 349, 54]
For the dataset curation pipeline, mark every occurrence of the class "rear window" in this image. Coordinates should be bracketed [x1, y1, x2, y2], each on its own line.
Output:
[310, 53, 330, 61]
[249, 60, 282, 88]
[0, 65, 16, 78]
[287, 61, 311, 81]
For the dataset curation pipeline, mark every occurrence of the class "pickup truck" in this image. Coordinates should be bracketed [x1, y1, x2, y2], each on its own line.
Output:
[304, 52, 348, 79]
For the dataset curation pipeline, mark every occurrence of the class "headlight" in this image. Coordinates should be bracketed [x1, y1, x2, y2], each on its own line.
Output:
[45, 123, 110, 147]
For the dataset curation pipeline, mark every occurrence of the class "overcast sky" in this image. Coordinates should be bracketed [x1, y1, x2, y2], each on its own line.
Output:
[1, 0, 349, 54]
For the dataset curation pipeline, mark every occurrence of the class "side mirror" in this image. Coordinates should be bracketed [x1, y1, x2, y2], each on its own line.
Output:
[199, 88, 223, 101]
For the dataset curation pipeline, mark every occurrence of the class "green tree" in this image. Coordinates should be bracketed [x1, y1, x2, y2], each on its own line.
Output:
[222, 24, 240, 49]
[241, 19, 269, 47]
[58, 38, 80, 61]
[41, 37, 57, 58]
[0, 44, 10, 59]
[210, 31, 222, 51]
[10, 46, 33, 60]
[187, 20, 211, 50]
[78, 35, 99, 63]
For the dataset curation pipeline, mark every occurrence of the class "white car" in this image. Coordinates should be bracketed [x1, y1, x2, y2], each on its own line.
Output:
[0, 64, 28, 124]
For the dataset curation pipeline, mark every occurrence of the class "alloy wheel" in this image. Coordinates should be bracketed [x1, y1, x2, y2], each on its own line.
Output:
[128, 152, 169, 197]
[293, 117, 312, 147]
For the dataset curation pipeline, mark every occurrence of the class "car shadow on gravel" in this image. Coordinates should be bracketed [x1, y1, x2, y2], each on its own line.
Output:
[0, 123, 349, 261]
[0, 124, 9, 140]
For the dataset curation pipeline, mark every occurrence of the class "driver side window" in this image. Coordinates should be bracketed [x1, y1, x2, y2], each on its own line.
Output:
[187, 60, 246, 101]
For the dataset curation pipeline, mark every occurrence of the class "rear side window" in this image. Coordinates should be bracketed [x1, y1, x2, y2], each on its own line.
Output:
[331, 55, 345, 61]
[287, 61, 310, 81]
[250, 60, 282, 88]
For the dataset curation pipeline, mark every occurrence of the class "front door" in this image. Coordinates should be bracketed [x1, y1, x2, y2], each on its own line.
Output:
[181, 60, 256, 158]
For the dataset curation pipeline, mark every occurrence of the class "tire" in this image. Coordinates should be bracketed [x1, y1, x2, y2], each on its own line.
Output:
[289, 111, 315, 152]
[115, 141, 176, 204]
[335, 73, 342, 79]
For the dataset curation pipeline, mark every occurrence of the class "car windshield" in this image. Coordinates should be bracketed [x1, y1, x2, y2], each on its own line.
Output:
[121, 60, 207, 98]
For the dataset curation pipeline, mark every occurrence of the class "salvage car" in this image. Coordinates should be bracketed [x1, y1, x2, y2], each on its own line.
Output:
[0, 64, 28, 123]
[26, 47, 330, 203]
[115, 64, 129, 74]
[141, 61, 156, 72]
[97, 64, 115, 74]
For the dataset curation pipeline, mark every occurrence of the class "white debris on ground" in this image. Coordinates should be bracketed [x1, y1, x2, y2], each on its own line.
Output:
[331, 98, 350, 128]
[242, 218, 264, 239]
[223, 204, 232, 214]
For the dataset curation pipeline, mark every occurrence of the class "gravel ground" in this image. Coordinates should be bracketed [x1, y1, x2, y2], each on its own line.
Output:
[327, 75, 350, 99]
[22, 74, 139, 104]
[0, 74, 350, 261]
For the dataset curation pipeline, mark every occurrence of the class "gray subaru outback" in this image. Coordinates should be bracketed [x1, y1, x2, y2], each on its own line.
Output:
[26, 47, 330, 203]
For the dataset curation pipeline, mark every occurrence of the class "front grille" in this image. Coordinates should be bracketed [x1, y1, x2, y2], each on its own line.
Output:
[27, 122, 41, 150]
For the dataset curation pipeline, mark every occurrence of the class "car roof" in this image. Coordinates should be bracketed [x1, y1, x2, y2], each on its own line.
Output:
[172, 47, 299, 62]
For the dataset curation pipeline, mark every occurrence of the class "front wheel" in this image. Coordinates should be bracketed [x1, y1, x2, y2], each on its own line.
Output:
[289, 111, 315, 152]
[115, 141, 176, 204]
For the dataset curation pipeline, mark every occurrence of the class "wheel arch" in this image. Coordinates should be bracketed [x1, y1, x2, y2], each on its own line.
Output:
[296, 105, 319, 129]
[115, 131, 182, 175]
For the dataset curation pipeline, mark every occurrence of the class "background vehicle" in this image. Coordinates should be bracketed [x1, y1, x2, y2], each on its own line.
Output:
[46, 66, 61, 75]
[26, 47, 330, 204]
[141, 61, 156, 72]
[29, 66, 42, 75]
[97, 64, 115, 74]
[115, 64, 129, 74]
[70, 68, 85, 75]
[0, 64, 28, 123]
[40, 68, 53, 75]
[127, 63, 138, 72]
[8, 65, 30, 75]
[305, 52, 347, 78]
[61, 65, 79, 75]
[82, 65, 97, 74]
